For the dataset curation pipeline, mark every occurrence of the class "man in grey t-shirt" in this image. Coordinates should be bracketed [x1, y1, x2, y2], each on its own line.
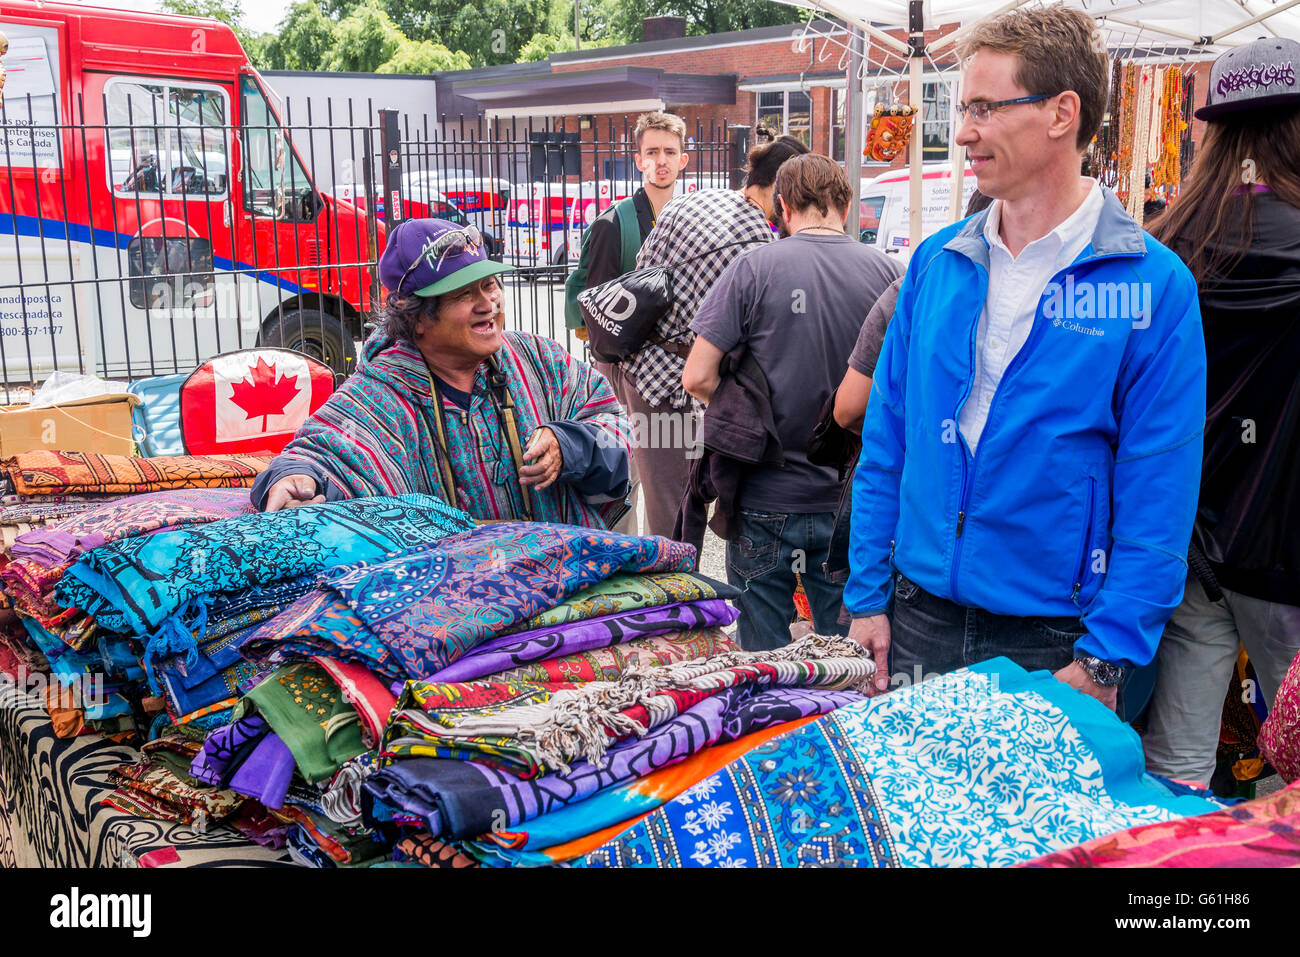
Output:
[684, 154, 902, 650]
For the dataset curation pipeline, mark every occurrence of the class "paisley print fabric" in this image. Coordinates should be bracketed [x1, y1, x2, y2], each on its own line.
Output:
[55, 494, 475, 672]
[244, 522, 698, 683]
[582, 660, 1219, 868]
[325, 522, 697, 680]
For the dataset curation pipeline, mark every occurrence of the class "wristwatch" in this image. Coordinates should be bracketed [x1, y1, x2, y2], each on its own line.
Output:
[1075, 655, 1126, 688]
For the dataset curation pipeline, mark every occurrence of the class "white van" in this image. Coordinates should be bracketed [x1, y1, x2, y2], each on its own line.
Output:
[859, 163, 978, 263]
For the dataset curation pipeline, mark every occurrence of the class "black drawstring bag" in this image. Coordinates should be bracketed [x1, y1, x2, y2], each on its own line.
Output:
[577, 239, 763, 364]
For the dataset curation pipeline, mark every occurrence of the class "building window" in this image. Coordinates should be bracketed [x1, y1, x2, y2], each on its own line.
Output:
[756, 90, 812, 147]
[922, 80, 954, 161]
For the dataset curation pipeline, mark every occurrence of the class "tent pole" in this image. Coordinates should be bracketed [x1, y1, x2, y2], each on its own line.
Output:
[950, 63, 965, 224]
[909, 0, 924, 251]
[1210, 0, 1300, 43]
[845, 26, 865, 237]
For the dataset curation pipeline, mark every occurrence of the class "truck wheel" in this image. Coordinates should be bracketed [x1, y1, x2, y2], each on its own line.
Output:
[260, 308, 357, 379]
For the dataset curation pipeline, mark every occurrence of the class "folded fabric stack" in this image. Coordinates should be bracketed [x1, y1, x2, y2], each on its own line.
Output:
[2, 483, 1238, 869]
[183, 519, 831, 866]
[0, 451, 274, 743]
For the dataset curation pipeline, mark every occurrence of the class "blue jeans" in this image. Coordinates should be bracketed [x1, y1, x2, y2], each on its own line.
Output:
[726, 509, 846, 652]
[888, 571, 1083, 683]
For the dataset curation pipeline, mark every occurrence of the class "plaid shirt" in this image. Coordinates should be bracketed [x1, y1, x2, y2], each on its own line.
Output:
[622, 189, 773, 408]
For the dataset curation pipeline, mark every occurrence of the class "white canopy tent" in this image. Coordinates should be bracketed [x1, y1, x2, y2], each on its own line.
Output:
[774, 0, 1300, 241]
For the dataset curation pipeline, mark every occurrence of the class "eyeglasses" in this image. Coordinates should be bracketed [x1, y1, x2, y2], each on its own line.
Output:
[954, 93, 1053, 124]
[398, 225, 484, 294]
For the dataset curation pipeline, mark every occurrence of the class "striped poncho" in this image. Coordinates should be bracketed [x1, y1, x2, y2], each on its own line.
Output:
[268, 330, 632, 528]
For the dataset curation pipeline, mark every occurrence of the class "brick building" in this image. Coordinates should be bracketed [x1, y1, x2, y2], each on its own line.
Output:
[436, 17, 1215, 183]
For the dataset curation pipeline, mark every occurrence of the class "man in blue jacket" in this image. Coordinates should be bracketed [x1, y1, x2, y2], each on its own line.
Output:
[846, 5, 1206, 711]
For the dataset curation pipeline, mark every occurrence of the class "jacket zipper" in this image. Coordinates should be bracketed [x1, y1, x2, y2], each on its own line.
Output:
[1071, 476, 1096, 608]
[949, 249, 1136, 603]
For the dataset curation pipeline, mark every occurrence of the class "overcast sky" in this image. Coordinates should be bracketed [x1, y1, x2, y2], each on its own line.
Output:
[64, 0, 296, 37]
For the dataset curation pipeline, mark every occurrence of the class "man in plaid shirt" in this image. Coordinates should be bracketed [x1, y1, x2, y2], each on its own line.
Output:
[623, 134, 809, 536]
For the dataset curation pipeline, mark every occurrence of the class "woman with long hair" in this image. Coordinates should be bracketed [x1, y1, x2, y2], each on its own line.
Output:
[1142, 38, 1300, 787]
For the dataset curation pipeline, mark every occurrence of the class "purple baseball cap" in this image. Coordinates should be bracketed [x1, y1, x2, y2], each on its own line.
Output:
[378, 218, 513, 298]
[1196, 37, 1300, 120]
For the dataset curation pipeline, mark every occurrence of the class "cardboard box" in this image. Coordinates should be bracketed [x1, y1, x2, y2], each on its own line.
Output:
[0, 393, 140, 457]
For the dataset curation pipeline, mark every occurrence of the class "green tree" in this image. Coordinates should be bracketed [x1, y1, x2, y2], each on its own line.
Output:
[319, 0, 548, 66]
[321, 1, 405, 72]
[260, 1, 337, 70]
[379, 39, 472, 73]
[516, 32, 576, 62]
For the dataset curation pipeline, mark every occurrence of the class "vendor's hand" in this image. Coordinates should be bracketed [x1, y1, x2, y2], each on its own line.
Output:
[265, 474, 325, 512]
[1053, 660, 1118, 711]
[519, 426, 563, 490]
[848, 614, 892, 696]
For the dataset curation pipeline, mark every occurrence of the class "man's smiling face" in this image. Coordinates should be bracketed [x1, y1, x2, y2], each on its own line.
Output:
[955, 48, 1058, 202]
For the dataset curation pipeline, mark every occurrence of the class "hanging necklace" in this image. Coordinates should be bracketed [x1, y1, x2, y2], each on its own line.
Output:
[794, 225, 844, 235]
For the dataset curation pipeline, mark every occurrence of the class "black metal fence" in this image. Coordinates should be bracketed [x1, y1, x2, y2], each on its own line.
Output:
[0, 88, 740, 404]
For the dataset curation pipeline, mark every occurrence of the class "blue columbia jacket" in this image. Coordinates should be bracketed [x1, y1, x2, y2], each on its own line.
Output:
[845, 188, 1206, 668]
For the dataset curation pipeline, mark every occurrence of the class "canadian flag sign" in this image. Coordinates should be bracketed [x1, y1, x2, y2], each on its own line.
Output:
[180, 348, 334, 456]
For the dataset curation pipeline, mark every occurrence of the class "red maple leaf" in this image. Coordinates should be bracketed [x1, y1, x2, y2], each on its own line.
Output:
[228, 357, 300, 431]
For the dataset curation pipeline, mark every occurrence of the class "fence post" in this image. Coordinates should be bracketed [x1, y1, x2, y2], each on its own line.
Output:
[379, 108, 404, 229]
[361, 126, 381, 329]
[728, 125, 751, 190]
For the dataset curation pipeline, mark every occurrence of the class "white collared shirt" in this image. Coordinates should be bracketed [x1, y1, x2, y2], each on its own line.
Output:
[958, 178, 1104, 453]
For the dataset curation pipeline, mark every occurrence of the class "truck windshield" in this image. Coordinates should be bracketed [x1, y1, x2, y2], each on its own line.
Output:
[239, 75, 318, 221]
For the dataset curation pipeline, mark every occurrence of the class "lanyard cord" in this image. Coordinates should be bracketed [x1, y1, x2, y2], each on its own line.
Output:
[428, 356, 534, 522]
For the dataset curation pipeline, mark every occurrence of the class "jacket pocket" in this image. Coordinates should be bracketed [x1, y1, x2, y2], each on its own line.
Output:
[1071, 476, 1096, 603]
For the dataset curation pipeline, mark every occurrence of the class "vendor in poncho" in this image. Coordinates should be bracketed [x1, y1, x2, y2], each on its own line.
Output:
[253, 219, 633, 527]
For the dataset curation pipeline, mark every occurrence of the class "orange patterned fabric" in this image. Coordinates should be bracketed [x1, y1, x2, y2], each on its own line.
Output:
[3, 451, 271, 495]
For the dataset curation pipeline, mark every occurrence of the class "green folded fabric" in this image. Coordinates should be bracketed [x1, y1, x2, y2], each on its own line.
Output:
[241, 662, 365, 784]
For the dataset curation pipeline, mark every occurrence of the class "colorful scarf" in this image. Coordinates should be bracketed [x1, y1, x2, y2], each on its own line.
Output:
[0, 496, 129, 524]
[276, 331, 631, 528]
[387, 633, 874, 774]
[580, 660, 1219, 868]
[482, 628, 736, 686]
[104, 759, 246, 830]
[473, 715, 827, 866]
[56, 494, 475, 682]
[3, 451, 271, 495]
[8, 487, 255, 565]
[1025, 780, 1300, 867]
[429, 600, 738, 683]
[239, 661, 367, 785]
[367, 685, 859, 842]
[504, 571, 738, 634]
[245, 523, 697, 682]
